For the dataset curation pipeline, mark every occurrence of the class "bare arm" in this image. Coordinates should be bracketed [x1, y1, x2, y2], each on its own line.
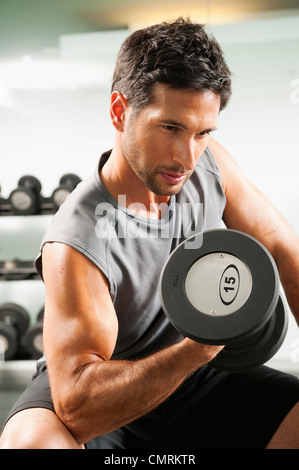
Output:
[42, 242, 223, 445]
[210, 138, 299, 325]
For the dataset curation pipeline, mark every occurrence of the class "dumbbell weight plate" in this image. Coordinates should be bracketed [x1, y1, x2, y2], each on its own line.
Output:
[18, 175, 42, 195]
[51, 174, 81, 208]
[59, 173, 81, 188]
[0, 323, 18, 360]
[23, 321, 43, 359]
[9, 187, 36, 215]
[9, 175, 42, 215]
[37, 306, 44, 322]
[210, 295, 288, 371]
[0, 302, 30, 337]
[51, 185, 71, 208]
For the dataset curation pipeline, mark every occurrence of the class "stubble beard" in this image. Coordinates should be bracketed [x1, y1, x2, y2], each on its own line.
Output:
[122, 144, 192, 196]
[123, 152, 192, 196]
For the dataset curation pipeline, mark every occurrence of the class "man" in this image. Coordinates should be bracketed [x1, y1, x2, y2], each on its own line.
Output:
[1, 18, 299, 450]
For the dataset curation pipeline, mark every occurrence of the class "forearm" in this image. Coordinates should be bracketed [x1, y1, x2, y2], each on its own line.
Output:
[269, 225, 299, 326]
[53, 339, 222, 444]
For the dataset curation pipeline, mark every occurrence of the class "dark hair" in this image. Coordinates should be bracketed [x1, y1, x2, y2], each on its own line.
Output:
[111, 17, 232, 111]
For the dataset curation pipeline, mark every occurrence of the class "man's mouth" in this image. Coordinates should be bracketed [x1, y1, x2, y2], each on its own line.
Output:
[160, 172, 187, 185]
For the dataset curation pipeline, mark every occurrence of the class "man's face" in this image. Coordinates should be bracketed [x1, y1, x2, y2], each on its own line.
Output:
[120, 84, 221, 196]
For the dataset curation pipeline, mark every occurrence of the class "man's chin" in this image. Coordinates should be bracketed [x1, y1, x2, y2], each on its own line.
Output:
[142, 173, 190, 197]
[150, 185, 184, 197]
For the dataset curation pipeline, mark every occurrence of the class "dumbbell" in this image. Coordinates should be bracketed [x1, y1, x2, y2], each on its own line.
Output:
[0, 303, 30, 360]
[1, 260, 36, 281]
[51, 173, 81, 209]
[159, 229, 288, 372]
[23, 306, 44, 359]
[9, 175, 42, 215]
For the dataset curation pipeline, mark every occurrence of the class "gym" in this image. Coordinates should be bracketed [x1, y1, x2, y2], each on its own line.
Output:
[0, 0, 299, 451]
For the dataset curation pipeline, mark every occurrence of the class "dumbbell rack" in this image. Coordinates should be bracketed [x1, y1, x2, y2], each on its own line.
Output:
[0, 275, 44, 365]
[0, 260, 39, 281]
[0, 196, 55, 216]
[0, 173, 81, 216]
[0, 173, 81, 366]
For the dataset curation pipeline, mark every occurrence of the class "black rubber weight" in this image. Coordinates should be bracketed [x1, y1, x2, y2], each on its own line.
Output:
[210, 295, 288, 371]
[18, 175, 42, 194]
[0, 303, 30, 360]
[0, 323, 18, 360]
[9, 175, 42, 215]
[160, 229, 280, 344]
[23, 321, 43, 359]
[159, 229, 287, 371]
[0, 302, 30, 336]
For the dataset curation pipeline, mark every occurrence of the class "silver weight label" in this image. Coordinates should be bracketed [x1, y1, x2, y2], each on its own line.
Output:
[185, 253, 252, 316]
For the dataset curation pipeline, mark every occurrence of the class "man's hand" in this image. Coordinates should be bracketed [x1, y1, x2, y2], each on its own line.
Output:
[180, 337, 225, 365]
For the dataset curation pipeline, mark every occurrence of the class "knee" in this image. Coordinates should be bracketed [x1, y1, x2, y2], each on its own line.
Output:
[0, 430, 76, 449]
[0, 408, 84, 449]
[0, 427, 35, 449]
[0, 419, 46, 449]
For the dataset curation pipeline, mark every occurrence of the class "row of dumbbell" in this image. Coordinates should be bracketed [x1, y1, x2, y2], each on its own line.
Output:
[0, 173, 81, 216]
[0, 302, 44, 361]
[0, 260, 39, 282]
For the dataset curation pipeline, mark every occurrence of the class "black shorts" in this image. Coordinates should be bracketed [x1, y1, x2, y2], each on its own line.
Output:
[3, 359, 299, 449]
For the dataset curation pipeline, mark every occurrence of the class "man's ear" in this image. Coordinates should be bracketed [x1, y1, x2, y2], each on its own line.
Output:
[110, 91, 129, 131]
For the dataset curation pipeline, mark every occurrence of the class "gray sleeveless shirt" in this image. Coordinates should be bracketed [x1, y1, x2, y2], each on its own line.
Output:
[36, 148, 226, 360]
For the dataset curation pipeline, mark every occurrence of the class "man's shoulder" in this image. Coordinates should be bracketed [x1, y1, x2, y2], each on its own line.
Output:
[195, 143, 221, 177]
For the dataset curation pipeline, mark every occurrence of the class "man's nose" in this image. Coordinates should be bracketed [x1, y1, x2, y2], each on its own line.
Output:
[172, 138, 197, 171]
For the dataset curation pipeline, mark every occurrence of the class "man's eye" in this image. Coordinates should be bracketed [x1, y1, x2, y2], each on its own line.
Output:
[164, 126, 178, 132]
[197, 130, 211, 138]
